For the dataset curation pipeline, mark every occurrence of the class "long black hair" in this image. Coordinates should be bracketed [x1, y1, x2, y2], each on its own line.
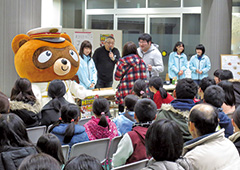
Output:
[149, 76, 167, 99]
[10, 78, 36, 103]
[218, 80, 236, 106]
[49, 103, 80, 144]
[92, 98, 110, 129]
[132, 79, 148, 98]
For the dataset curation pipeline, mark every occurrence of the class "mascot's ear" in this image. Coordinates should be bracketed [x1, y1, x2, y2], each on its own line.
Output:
[61, 33, 72, 43]
[11, 34, 30, 54]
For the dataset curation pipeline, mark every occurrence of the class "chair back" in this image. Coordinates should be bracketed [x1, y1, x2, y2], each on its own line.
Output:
[112, 159, 148, 170]
[27, 125, 46, 144]
[107, 135, 123, 169]
[61, 145, 70, 162]
[78, 117, 91, 126]
[69, 138, 110, 162]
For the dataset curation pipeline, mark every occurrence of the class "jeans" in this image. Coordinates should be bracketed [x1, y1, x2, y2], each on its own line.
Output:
[95, 79, 113, 88]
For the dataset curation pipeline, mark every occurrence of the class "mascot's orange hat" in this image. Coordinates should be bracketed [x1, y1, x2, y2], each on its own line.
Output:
[12, 26, 80, 83]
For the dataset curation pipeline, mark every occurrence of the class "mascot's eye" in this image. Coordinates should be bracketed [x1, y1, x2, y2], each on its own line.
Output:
[38, 50, 52, 63]
[69, 50, 79, 62]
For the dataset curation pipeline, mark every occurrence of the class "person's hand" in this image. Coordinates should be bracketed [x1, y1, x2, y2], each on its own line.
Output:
[199, 70, 203, 74]
[148, 64, 152, 71]
[196, 69, 199, 73]
[178, 70, 183, 75]
[90, 83, 95, 88]
[109, 52, 114, 61]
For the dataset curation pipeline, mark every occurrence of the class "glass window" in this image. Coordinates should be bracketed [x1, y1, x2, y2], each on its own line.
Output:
[182, 14, 201, 59]
[117, 0, 146, 8]
[117, 18, 145, 46]
[148, 0, 180, 8]
[62, 0, 84, 28]
[150, 17, 180, 79]
[183, 0, 201, 7]
[87, 15, 113, 29]
[87, 0, 114, 9]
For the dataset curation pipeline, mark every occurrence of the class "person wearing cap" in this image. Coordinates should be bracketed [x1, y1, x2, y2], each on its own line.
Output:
[93, 36, 120, 88]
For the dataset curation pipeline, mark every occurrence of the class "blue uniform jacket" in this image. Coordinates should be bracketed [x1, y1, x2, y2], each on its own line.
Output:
[189, 54, 211, 80]
[51, 123, 89, 147]
[76, 54, 97, 89]
[168, 52, 188, 80]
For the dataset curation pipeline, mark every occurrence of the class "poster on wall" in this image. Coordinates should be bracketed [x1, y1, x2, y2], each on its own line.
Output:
[221, 54, 240, 79]
[100, 34, 114, 46]
[74, 32, 93, 52]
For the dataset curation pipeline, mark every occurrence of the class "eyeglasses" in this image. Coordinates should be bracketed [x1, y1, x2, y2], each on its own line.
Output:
[106, 41, 115, 45]
[138, 41, 148, 44]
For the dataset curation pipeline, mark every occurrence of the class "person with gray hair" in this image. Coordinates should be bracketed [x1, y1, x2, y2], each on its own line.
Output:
[183, 104, 240, 170]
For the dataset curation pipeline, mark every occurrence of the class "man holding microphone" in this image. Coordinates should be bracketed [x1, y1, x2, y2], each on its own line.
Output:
[93, 36, 120, 88]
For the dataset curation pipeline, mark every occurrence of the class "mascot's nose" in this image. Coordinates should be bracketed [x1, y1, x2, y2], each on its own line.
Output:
[61, 59, 67, 65]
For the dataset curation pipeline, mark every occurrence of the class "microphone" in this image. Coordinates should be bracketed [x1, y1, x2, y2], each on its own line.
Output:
[109, 47, 112, 53]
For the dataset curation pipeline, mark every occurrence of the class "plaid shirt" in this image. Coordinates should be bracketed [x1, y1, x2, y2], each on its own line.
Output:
[115, 54, 147, 104]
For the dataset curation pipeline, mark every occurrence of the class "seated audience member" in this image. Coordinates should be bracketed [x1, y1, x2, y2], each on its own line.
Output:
[213, 69, 222, 84]
[112, 99, 157, 167]
[183, 104, 240, 169]
[219, 69, 234, 81]
[229, 106, 240, 155]
[37, 133, 65, 168]
[0, 113, 38, 170]
[204, 85, 233, 137]
[40, 79, 70, 127]
[63, 154, 103, 170]
[149, 76, 174, 109]
[132, 79, 148, 99]
[0, 92, 10, 113]
[156, 78, 198, 142]
[10, 78, 40, 128]
[197, 77, 216, 103]
[84, 98, 118, 140]
[218, 80, 236, 117]
[142, 119, 192, 170]
[19, 153, 61, 170]
[49, 103, 89, 147]
[113, 94, 138, 135]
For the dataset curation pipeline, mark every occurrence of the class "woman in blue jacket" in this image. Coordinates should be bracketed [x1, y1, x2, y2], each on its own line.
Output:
[189, 44, 211, 85]
[76, 40, 97, 89]
[168, 42, 188, 82]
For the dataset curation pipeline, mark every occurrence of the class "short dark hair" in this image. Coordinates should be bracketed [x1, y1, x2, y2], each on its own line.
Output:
[219, 70, 233, 80]
[124, 94, 139, 111]
[63, 154, 103, 170]
[145, 119, 183, 161]
[19, 153, 61, 170]
[134, 98, 157, 123]
[189, 104, 218, 136]
[122, 41, 138, 57]
[79, 40, 92, 59]
[37, 133, 65, 165]
[218, 80, 236, 106]
[0, 92, 10, 113]
[176, 78, 198, 99]
[106, 36, 115, 41]
[233, 106, 240, 129]
[199, 77, 216, 92]
[204, 85, 225, 107]
[138, 33, 152, 43]
[173, 41, 185, 53]
[213, 69, 222, 78]
[195, 44, 205, 55]
[149, 76, 167, 99]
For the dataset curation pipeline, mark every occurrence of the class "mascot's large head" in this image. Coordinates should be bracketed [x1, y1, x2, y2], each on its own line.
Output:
[11, 26, 80, 82]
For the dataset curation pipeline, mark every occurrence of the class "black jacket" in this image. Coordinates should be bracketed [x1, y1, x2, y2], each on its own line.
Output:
[0, 146, 38, 170]
[10, 101, 40, 128]
[93, 46, 120, 82]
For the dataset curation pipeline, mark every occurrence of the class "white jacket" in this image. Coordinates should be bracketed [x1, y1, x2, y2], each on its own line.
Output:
[183, 129, 240, 170]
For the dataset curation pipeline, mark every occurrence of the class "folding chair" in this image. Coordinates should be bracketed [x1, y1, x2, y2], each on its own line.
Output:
[78, 117, 91, 126]
[112, 159, 148, 170]
[107, 135, 123, 169]
[69, 138, 110, 163]
[26, 125, 46, 144]
[61, 145, 70, 162]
